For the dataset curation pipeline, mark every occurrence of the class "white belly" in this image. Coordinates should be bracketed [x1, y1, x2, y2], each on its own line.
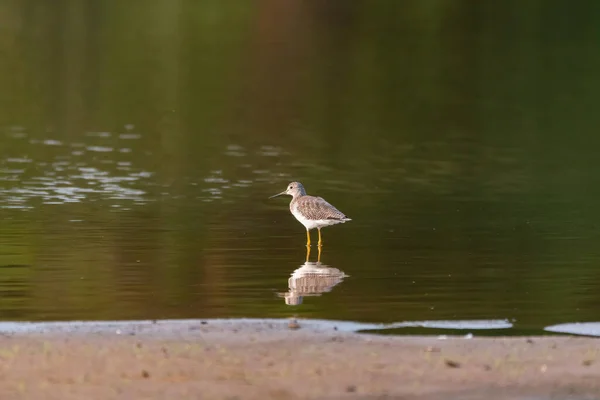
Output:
[291, 207, 344, 230]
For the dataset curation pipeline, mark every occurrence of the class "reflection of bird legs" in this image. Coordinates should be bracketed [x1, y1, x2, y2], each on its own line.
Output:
[305, 243, 322, 263]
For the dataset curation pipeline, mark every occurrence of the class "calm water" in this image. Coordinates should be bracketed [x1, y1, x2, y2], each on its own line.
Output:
[1, 1, 600, 334]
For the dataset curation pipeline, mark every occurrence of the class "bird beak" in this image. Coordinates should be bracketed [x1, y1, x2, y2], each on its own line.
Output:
[269, 191, 286, 199]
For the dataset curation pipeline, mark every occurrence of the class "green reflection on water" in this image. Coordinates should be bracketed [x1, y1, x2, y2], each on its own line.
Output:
[1, 1, 600, 333]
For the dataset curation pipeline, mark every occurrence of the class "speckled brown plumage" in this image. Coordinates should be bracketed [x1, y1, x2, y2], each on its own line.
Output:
[291, 196, 349, 221]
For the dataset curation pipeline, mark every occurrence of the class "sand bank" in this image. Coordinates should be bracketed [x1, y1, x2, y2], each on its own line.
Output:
[0, 318, 597, 399]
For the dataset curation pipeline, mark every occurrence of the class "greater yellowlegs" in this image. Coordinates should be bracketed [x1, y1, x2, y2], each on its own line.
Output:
[269, 182, 351, 247]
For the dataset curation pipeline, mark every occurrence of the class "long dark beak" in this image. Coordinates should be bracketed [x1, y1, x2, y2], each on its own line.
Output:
[269, 191, 286, 199]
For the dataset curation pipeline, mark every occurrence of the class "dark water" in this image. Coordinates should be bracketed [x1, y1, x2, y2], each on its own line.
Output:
[1, 1, 600, 334]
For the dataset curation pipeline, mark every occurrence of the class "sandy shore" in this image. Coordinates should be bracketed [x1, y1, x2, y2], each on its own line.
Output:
[0, 318, 598, 400]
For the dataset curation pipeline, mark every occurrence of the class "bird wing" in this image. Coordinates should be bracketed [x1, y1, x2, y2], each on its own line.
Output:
[296, 196, 348, 220]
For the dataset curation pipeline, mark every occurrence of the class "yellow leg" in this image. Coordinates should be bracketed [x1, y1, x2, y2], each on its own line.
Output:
[305, 245, 311, 262]
[306, 230, 311, 247]
[317, 245, 322, 263]
[318, 228, 322, 247]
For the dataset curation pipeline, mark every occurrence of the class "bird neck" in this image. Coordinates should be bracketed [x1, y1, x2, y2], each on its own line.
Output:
[292, 192, 306, 200]
[290, 193, 305, 206]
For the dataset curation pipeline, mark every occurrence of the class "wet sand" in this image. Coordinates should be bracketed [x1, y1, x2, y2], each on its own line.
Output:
[0, 319, 598, 400]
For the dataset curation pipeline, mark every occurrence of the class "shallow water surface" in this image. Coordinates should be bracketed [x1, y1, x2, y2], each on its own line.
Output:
[1, 2, 600, 335]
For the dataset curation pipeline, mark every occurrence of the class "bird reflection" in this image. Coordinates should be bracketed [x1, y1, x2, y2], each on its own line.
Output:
[279, 246, 348, 305]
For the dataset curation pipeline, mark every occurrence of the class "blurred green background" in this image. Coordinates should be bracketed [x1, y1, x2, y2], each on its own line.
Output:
[1, 1, 600, 333]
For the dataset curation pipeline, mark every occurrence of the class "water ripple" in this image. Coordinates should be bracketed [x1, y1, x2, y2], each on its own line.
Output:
[0, 132, 151, 209]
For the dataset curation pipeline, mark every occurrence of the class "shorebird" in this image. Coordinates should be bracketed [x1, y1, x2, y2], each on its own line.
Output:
[269, 182, 351, 247]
